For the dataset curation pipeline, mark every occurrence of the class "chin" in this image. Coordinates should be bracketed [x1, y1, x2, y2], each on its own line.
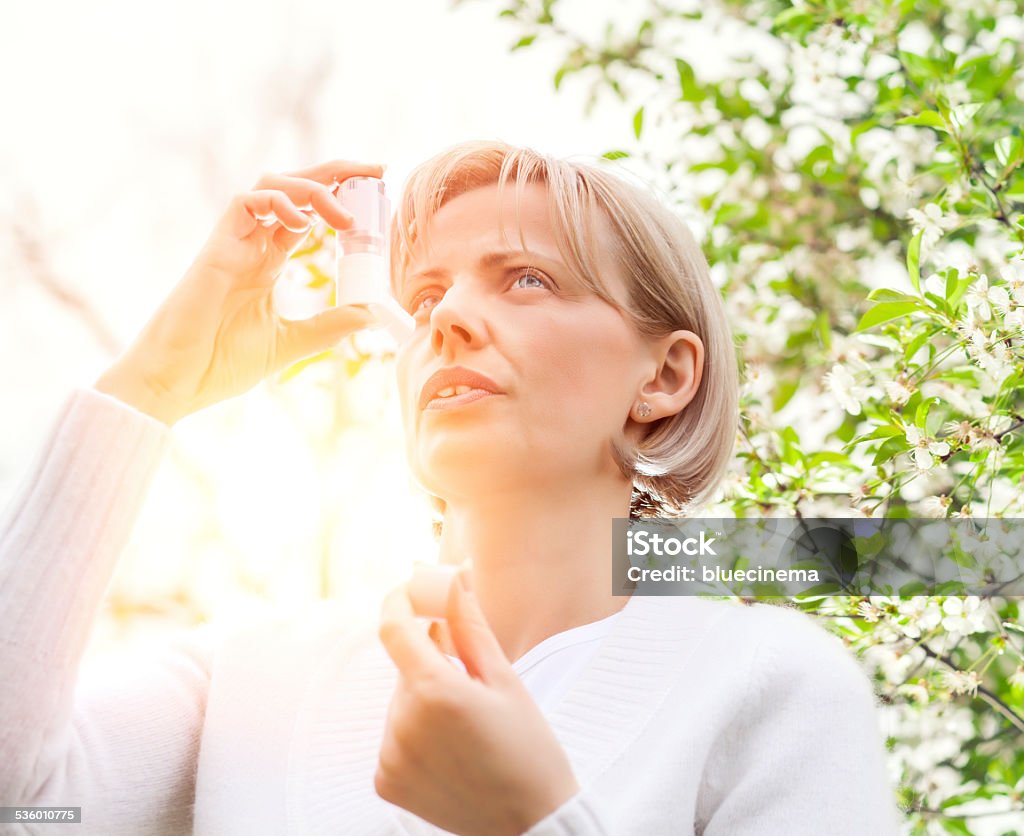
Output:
[414, 451, 511, 496]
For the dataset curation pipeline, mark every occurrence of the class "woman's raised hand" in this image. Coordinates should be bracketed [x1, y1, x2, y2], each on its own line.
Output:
[94, 160, 385, 426]
[376, 574, 582, 835]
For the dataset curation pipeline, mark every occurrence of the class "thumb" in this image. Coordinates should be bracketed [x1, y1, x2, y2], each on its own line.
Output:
[446, 569, 512, 683]
[275, 304, 377, 367]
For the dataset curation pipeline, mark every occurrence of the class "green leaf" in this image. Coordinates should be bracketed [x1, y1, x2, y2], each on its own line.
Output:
[948, 273, 975, 308]
[898, 51, 942, 84]
[894, 111, 948, 132]
[602, 150, 630, 161]
[995, 134, 1023, 168]
[633, 106, 644, 140]
[807, 451, 848, 468]
[714, 202, 743, 225]
[867, 288, 921, 304]
[814, 310, 831, 351]
[943, 267, 959, 300]
[872, 436, 907, 465]
[675, 58, 704, 102]
[511, 34, 536, 51]
[772, 377, 800, 411]
[769, 7, 814, 38]
[903, 329, 931, 362]
[915, 396, 941, 431]
[779, 425, 802, 465]
[771, 6, 812, 28]
[939, 817, 972, 835]
[854, 301, 920, 332]
[906, 231, 922, 295]
[852, 424, 905, 445]
[553, 65, 567, 91]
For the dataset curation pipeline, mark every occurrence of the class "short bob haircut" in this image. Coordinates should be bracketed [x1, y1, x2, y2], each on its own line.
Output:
[389, 139, 739, 521]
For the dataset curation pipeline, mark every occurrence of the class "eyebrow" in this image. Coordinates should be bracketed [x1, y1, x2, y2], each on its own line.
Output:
[406, 250, 564, 283]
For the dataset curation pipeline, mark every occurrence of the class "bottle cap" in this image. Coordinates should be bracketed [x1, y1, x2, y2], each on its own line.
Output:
[334, 177, 415, 346]
[336, 176, 388, 238]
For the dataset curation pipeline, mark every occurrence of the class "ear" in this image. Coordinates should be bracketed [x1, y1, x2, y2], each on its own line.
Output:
[636, 330, 704, 422]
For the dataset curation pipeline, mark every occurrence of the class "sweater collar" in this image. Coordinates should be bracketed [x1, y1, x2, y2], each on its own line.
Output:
[285, 593, 725, 834]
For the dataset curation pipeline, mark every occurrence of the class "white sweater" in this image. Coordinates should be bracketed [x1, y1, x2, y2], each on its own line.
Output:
[0, 387, 902, 835]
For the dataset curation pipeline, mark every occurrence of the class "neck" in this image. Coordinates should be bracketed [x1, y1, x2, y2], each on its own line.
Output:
[436, 475, 634, 664]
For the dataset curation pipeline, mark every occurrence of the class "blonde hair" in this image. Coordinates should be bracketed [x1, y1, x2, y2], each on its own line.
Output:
[390, 139, 739, 520]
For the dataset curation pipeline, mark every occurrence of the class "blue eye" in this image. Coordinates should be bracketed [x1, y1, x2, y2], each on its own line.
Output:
[407, 268, 552, 317]
[412, 294, 440, 315]
[512, 269, 551, 289]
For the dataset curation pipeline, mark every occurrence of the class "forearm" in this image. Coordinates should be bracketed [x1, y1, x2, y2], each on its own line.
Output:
[93, 363, 183, 428]
[0, 387, 171, 799]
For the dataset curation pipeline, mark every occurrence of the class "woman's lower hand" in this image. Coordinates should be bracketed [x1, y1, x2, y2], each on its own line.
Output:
[95, 159, 384, 426]
[376, 572, 581, 836]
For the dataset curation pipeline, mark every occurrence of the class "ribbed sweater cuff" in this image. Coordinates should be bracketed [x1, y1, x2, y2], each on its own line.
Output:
[0, 386, 171, 669]
[523, 788, 610, 835]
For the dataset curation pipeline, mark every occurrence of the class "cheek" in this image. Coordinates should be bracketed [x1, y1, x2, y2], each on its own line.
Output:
[394, 345, 420, 413]
[531, 314, 637, 403]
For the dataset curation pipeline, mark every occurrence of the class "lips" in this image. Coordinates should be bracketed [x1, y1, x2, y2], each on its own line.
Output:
[419, 365, 503, 410]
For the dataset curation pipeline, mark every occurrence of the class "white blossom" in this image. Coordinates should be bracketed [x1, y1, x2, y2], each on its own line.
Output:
[964, 327, 1015, 382]
[907, 202, 959, 249]
[940, 597, 987, 637]
[918, 495, 952, 518]
[964, 273, 1010, 321]
[883, 378, 914, 405]
[898, 597, 943, 639]
[823, 364, 867, 415]
[941, 80, 972, 108]
[898, 681, 930, 703]
[942, 668, 981, 697]
[998, 259, 1024, 305]
[905, 425, 951, 470]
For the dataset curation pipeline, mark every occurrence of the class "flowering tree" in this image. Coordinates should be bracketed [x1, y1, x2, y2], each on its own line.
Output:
[427, 0, 1023, 832]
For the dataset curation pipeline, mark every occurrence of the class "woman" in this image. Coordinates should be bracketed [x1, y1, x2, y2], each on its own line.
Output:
[0, 141, 899, 834]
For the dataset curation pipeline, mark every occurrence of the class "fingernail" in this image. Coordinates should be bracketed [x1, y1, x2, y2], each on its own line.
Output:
[355, 303, 379, 319]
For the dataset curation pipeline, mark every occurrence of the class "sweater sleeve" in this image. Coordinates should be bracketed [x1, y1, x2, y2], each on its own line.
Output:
[696, 604, 902, 836]
[521, 787, 612, 836]
[0, 387, 215, 835]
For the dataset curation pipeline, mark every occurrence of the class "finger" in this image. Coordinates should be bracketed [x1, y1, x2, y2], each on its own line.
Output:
[274, 305, 378, 369]
[242, 190, 314, 233]
[446, 569, 513, 684]
[252, 173, 355, 231]
[272, 219, 315, 256]
[379, 584, 451, 680]
[281, 158, 386, 188]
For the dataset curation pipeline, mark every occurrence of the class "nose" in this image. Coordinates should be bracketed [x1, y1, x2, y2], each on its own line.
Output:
[428, 280, 485, 356]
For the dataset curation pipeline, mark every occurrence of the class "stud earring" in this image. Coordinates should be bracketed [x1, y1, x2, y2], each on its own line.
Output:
[636, 402, 652, 418]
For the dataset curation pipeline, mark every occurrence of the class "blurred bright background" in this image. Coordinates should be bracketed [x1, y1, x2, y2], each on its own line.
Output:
[0, 0, 665, 661]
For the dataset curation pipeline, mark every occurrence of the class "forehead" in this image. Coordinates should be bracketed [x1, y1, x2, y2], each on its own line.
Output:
[409, 181, 556, 264]
[395, 179, 628, 308]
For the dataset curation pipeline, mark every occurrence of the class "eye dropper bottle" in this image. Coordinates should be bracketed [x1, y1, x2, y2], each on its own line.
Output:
[334, 176, 415, 346]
